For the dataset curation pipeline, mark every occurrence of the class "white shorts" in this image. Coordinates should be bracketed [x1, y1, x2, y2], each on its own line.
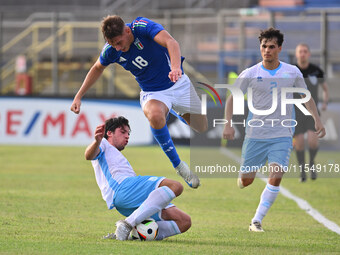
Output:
[140, 74, 202, 115]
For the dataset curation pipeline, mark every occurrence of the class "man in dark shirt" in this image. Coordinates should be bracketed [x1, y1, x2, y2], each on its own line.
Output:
[294, 43, 329, 182]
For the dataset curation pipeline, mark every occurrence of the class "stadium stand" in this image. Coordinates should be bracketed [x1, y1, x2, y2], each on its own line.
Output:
[1, 0, 340, 102]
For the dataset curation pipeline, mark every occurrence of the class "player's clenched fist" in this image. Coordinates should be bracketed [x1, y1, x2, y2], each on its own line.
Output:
[70, 98, 81, 114]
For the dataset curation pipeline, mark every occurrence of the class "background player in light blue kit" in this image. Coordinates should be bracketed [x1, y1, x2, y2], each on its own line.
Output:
[71, 15, 207, 189]
[85, 116, 191, 241]
[223, 28, 326, 232]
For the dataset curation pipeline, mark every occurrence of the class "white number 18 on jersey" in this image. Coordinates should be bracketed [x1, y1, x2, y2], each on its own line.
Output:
[132, 56, 148, 69]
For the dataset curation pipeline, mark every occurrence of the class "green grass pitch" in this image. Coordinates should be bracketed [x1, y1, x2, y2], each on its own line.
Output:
[0, 145, 339, 254]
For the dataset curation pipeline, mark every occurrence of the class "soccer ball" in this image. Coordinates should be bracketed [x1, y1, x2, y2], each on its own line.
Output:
[130, 218, 158, 241]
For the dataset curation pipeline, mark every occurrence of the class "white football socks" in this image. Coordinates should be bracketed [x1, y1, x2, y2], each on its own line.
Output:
[125, 186, 176, 227]
[252, 183, 280, 223]
[155, 220, 181, 240]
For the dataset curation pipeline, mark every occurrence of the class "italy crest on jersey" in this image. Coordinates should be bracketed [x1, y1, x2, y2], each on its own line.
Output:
[134, 38, 144, 50]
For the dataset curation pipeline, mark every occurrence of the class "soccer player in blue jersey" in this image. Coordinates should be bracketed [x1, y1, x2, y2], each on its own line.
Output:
[223, 28, 326, 232]
[85, 116, 191, 241]
[71, 15, 207, 189]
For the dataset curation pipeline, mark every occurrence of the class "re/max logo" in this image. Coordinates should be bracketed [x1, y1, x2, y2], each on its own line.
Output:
[3, 110, 116, 137]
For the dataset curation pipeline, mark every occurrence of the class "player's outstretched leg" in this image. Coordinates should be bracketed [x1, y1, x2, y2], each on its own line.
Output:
[151, 126, 200, 188]
[175, 161, 200, 188]
[115, 220, 133, 241]
[250, 164, 283, 232]
[115, 186, 176, 240]
[144, 100, 200, 188]
[114, 180, 181, 240]
[250, 183, 280, 232]
[155, 206, 191, 240]
[249, 183, 280, 232]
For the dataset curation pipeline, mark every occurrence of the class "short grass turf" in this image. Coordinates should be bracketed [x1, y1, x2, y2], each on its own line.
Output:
[0, 145, 339, 254]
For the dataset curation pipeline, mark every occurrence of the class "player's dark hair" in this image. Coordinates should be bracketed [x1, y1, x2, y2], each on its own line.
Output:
[104, 116, 130, 139]
[101, 15, 125, 40]
[258, 27, 284, 47]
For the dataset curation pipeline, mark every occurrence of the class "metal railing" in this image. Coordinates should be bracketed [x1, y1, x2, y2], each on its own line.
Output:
[1, 8, 340, 99]
[0, 19, 109, 95]
[0, 14, 213, 97]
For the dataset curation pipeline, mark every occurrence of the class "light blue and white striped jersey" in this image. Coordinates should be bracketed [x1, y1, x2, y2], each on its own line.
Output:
[91, 138, 136, 209]
[235, 61, 307, 139]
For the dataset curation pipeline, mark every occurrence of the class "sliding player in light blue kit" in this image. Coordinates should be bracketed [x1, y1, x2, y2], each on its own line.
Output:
[71, 15, 207, 189]
[223, 28, 326, 232]
[85, 116, 191, 241]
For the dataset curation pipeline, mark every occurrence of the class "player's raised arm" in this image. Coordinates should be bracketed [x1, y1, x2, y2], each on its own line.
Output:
[85, 124, 105, 160]
[71, 59, 107, 114]
[153, 30, 182, 82]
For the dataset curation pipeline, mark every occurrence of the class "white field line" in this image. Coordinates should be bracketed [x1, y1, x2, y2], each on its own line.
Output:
[220, 147, 340, 235]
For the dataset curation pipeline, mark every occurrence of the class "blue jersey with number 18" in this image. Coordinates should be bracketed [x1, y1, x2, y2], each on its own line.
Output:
[99, 17, 184, 92]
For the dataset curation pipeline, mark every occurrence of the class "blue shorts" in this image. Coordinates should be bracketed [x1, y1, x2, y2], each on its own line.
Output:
[113, 175, 173, 221]
[240, 137, 293, 173]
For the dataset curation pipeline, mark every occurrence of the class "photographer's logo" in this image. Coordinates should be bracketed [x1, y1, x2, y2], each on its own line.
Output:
[198, 83, 312, 128]
[196, 82, 222, 115]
